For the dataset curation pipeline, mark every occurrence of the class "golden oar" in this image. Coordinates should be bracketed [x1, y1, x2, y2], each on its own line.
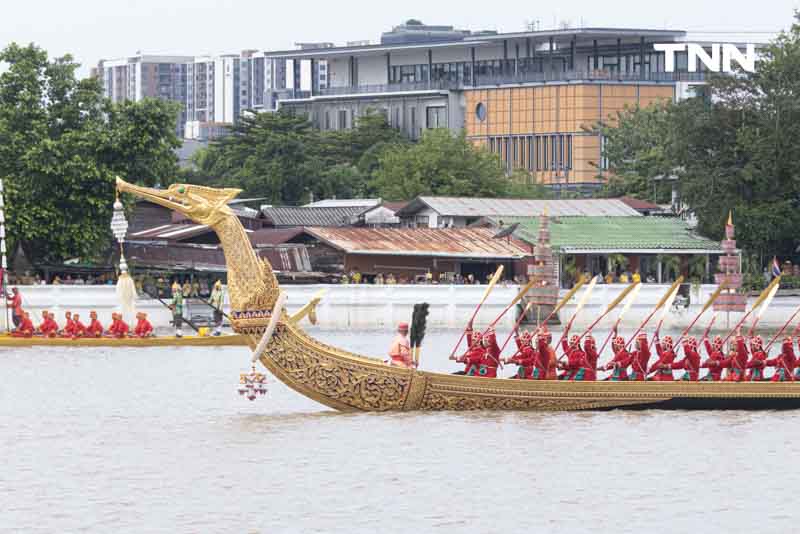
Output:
[500, 275, 586, 354]
[721, 275, 781, 345]
[764, 304, 800, 352]
[483, 276, 542, 333]
[449, 265, 504, 360]
[555, 275, 599, 359]
[577, 281, 640, 342]
[624, 276, 684, 350]
[597, 282, 643, 357]
[747, 280, 780, 337]
[673, 283, 726, 347]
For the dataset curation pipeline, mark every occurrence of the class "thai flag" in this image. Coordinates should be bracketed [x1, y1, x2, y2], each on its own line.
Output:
[772, 257, 781, 278]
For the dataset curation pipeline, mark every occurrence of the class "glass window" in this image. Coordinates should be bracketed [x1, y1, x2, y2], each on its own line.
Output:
[542, 136, 548, 170]
[338, 109, 348, 130]
[426, 106, 447, 129]
[410, 107, 416, 135]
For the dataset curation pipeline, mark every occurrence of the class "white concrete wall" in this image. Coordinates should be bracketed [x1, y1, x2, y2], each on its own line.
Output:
[9, 284, 798, 333]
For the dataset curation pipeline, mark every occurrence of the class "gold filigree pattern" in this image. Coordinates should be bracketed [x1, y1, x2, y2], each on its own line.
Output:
[264, 325, 411, 411]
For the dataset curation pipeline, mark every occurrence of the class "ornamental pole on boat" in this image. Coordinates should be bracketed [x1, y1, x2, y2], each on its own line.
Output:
[110, 188, 138, 324]
[0, 179, 8, 333]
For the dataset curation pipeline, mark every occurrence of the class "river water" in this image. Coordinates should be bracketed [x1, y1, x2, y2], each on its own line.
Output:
[2, 328, 798, 533]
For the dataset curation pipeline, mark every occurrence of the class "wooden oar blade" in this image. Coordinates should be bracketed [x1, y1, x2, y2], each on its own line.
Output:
[618, 283, 642, 321]
[700, 283, 726, 315]
[574, 275, 599, 314]
[603, 281, 639, 316]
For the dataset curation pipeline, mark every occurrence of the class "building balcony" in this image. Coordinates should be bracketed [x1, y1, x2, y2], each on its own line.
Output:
[277, 69, 709, 103]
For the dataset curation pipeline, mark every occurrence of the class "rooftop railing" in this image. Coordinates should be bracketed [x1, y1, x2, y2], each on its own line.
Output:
[277, 70, 709, 101]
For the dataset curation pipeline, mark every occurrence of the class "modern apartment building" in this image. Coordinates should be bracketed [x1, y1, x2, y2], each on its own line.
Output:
[97, 54, 193, 135]
[264, 24, 736, 191]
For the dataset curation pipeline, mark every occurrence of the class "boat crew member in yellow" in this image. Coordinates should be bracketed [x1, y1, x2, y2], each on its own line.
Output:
[209, 280, 225, 336]
[388, 322, 415, 368]
[170, 282, 184, 338]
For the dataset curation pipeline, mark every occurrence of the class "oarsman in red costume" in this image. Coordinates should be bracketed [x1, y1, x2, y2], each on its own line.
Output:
[536, 328, 557, 380]
[71, 314, 87, 338]
[648, 334, 676, 381]
[602, 335, 631, 381]
[86, 311, 104, 338]
[453, 325, 484, 376]
[700, 335, 725, 381]
[37, 311, 58, 337]
[476, 327, 501, 378]
[583, 334, 599, 381]
[107, 312, 130, 339]
[672, 337, 701, 381]
[134, 312, 154, 338]
[559, 334, 588, 381]
[505, 330, 536, 379]
[628, 332, 651, 381]
[766, 337, 796, 382]
[388, 322, 413, 368]
[12, 311, 34, 337]
[60, 311, 76, 338]
[744, 335, 768, 381]
[719, 331, 748, 382]
[7, 287, 23, 329]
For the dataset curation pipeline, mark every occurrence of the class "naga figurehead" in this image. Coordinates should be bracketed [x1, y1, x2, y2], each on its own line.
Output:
[115, 177, 241, 227]
[115, 177, 281, 328]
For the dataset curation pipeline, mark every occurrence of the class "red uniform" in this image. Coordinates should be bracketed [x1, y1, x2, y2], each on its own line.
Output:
[672, 338, 701, 381]
[457, 328, 484, 376]
[134, 318, 154, 337]
[476, 330, 501, 378]
[628, 333, 651, 381]
[603, 336, 630, 381]
[560, 335, 588, 381]
[72, 319, 87, 338]
[12, 315, 34, 337]
[583, 336, 598, 381]
[87, 319, 104, 338]
[61, 317, 76, 337]
[110, 318, 130, 338]
[719, 336, 748, 382]
[744, 337, 767, 381]
[649, 336, 676, 381]
[700, 336, 725, 381]
[508, 333, 536, 379]
[766, 338, 796, 382]
[38, 316, 58, 337]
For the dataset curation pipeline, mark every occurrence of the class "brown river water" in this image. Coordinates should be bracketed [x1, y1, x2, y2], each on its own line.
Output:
[2, 328, 798, 533]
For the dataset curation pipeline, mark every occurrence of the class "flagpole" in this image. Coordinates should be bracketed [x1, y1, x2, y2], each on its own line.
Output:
[0, 179, 9, 333]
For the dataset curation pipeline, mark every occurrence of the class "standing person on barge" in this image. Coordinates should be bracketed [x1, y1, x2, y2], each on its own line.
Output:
[169, 282, 184, 338]
[209, 280, 225, 336]
[387, 322, 414, 368]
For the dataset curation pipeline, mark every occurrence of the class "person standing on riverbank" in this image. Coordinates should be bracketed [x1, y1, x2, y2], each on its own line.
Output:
[209, 280, 225, 336]
[388, 322, 414, 368]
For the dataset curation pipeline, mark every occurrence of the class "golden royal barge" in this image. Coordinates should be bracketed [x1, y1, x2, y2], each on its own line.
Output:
[116, 178, 800, 411]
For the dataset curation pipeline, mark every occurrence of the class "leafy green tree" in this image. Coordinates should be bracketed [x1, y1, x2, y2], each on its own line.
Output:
[599, 13, 800, 263]
[369, 129, 509, 200]
[0, 43, 180, 264]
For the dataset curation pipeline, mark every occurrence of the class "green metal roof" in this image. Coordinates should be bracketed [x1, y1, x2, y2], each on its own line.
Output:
[499, 216, 721, 253]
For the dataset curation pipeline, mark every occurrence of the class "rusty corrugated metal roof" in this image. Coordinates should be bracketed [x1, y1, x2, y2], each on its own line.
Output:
[304, 227, 531, 259]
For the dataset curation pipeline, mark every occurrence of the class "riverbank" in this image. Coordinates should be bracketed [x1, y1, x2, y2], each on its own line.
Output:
[8, 283, 798, 332]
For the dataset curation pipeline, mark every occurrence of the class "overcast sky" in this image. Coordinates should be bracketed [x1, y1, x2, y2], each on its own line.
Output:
[2, 0, 797, 75]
